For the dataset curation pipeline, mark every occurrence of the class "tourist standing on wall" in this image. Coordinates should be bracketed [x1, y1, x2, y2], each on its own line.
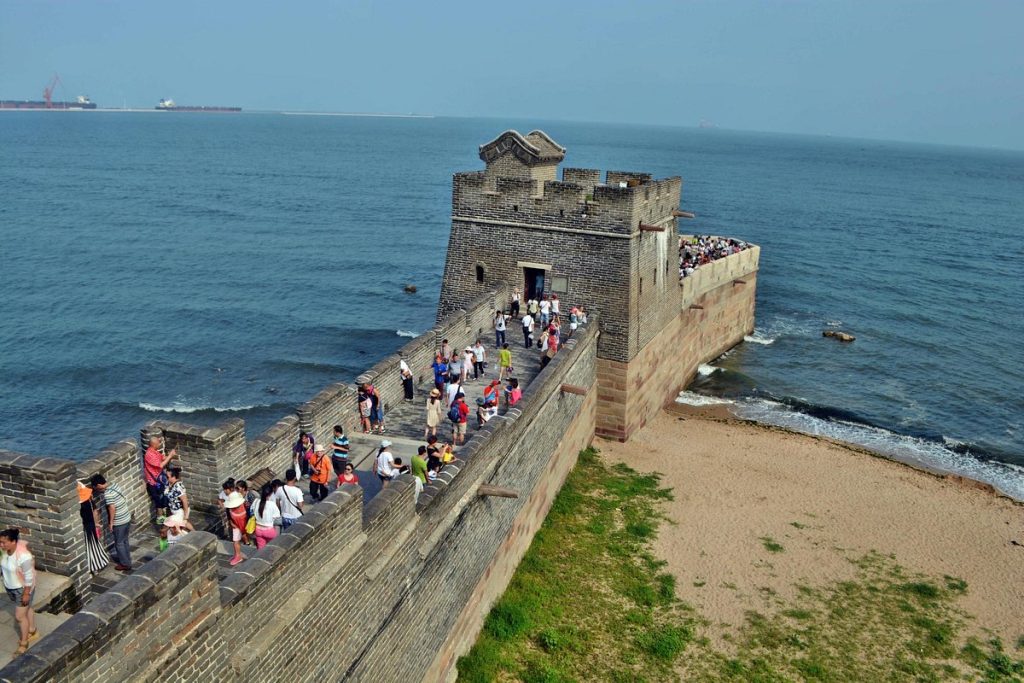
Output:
[450, 393, 469, 445]
[252, 484, 279, 550]
[510, 287, 521, 316]
[440, 338, 452, 361]
[276, 469, 304, 530]
[292, 432, 315, 479]
[358, 387, 372, 433]
[331, 425, 350, 479]
[539, 296, 551, 327]
[472, 339, 487, 380]
[425, 388, 444, 438]
[223, 491, 248, 566]
[461, 347, 474, 384]
[400, 358, 415, 401]
[551, 294, 560, 319]
[142, 436, 174, 517]
[1, 528, 37, 657]
[90, 474, 132, 572]
[431, 353, 448, 392]
[164, 466, 195, 531]
[448, 352, 463, 387]
[521, 311, 535, 348]
[308, 444, 330, 502]
[498, 343, 513, 381]
[365, 383, 385, 434]
[528, 298, 539, 319]
[493, 310, 508, 348]
[541, 335, 558, 369]
[78, 481, 108, 574]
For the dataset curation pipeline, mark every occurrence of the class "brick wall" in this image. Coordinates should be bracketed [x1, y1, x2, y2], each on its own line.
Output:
[0, 450, 87, 602]
[0, 322, 600, 683]
[596, 248, 760, 441]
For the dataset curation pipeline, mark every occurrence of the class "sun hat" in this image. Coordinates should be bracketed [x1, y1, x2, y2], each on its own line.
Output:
[314, 444, 325, 453]
[430, 388, 441, 397]
[223, 491, 245, 509]
[164, 516, 186, 528]
[380, 439, 392, 448]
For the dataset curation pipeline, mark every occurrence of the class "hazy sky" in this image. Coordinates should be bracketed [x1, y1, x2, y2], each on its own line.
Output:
[2, 1, 1022, 149]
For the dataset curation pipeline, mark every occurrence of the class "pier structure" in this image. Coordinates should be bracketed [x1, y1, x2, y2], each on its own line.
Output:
[0, 131, 758, 682]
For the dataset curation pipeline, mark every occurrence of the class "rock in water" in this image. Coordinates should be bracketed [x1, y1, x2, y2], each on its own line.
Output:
[823, 330, 855, 342]
[404, 284, 417, 294]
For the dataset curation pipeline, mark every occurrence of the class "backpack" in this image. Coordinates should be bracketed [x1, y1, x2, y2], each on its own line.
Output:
[448, 402, 462, 422]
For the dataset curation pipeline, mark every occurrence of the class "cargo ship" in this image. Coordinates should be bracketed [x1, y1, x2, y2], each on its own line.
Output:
[156, 98, 241, 113]
[0, 95, 97, 110]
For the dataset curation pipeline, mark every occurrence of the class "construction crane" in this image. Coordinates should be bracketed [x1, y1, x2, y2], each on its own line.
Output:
[43, 73, 62, 109]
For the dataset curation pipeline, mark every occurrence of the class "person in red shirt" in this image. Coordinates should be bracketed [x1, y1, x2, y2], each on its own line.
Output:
[143, 436, 175, 516]
[451, 394, 470, 445]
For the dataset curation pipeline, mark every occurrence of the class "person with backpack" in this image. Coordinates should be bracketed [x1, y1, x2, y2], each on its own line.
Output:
[1, 528, 36, 657]
[521, 311, 535, 348]
[275, 469, 304, 530]
[449, 393, 470, 445]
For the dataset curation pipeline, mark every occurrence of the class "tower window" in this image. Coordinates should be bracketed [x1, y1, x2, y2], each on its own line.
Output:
[513, 204, 519, 212]
[475, 265, 485, 283]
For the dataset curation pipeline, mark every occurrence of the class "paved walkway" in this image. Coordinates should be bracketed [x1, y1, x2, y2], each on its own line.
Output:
[350, 338, 546, 495]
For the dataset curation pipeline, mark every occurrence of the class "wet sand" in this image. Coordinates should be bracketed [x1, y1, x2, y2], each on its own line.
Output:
[598, 406, 1024, 644]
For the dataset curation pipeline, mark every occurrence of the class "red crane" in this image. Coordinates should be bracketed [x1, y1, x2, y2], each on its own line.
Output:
[43, 73, 62, 109]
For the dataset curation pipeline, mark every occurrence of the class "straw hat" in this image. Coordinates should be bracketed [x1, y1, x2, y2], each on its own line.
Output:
[314, 444, 325, 453]
[430, 388, 441, 397]
[223, 491, 245, 509]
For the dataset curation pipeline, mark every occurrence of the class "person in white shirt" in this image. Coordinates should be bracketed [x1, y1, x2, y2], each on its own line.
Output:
[539, 297, 551, 326]
[375, 440, 404, 487]
[551, 294, 560, 317]
[399, 358, 414, 401]
[446, 379, 463, 408]
[471, 340, 487, 380]
[252, 484, 280, 549]
[275, 469, 304, 530]
[461, 347, 474, 383]
[493, 310, 508, 348]
[521, 313, 535, 348]
[1, 529, 35, 655]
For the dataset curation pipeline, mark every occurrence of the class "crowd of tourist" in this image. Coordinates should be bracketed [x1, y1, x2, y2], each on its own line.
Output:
[20, 288, 588, 638]
[679, 235, 750, 278]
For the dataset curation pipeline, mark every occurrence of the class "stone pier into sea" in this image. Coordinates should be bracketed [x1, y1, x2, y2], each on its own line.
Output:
[0, 130, 758, 681]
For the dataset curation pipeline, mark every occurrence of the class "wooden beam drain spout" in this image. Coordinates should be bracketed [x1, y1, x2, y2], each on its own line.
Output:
[672, 209, 696, 219]
[560, 384, 588, 396]
[478, 484, 519, 499]
[639, 223, 665, 233]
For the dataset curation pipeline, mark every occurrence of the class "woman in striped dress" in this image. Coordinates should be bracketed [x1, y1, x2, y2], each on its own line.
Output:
[78, 481, 108, 573]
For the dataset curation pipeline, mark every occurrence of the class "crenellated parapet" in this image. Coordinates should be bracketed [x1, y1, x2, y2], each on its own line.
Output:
[453, 165, 682, 236]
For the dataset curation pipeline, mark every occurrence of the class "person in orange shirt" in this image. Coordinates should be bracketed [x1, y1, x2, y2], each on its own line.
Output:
[308, 444, 330, 502]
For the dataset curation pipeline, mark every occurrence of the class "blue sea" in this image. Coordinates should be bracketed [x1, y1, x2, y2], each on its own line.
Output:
[1, 113, 1022, 497]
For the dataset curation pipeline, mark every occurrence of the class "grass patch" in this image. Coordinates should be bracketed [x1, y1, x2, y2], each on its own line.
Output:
[759, 536, 785, 553]
[457, 447, 693, 682]
[789, 521, 809, 530]
[679, 551, 1024, 681]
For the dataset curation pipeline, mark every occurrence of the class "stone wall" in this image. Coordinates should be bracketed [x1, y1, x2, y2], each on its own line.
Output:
[596, 247, 760, 441]
[0, 320, 600, 683]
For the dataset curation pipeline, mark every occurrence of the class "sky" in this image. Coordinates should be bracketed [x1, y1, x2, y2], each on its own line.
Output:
[1, 1, 1022, 150]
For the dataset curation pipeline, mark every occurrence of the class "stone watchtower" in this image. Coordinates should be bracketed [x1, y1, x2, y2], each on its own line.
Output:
[438, 130, 691, 440]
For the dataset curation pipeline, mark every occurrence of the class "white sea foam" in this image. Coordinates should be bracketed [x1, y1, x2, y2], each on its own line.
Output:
[743, 332, 775, 345]
[674, 391, 734, 407]
[732, 399, 1024, 501]
[396, 330, 418, 338]
[138, 402, 264, 414]
[697, 364, 721, 377]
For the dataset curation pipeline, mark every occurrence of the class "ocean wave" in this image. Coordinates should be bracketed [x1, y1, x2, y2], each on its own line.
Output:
[731, 398, 1024, 501]
[396, 330, 418, 338]
[697, 364, 721, 377]
[675, 391, 734, 407]
[137, 401, 272, 414]
[743, 332, 775, 345]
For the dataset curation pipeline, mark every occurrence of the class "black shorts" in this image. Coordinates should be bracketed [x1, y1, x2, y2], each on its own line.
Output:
[146, 483, 167, 509]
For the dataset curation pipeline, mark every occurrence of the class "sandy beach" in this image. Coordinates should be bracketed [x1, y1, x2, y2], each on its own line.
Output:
[599, 405, 1024, 647]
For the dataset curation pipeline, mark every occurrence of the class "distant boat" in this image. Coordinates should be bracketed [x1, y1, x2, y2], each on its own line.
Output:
[0, 95, 96, 110]
[155, 98, 241, 113]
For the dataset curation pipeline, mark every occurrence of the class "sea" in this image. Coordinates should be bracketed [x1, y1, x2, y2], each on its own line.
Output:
[1, 113, 1022, 498]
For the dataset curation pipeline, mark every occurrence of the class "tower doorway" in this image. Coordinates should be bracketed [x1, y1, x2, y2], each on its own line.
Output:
[524, 267, 546, 301]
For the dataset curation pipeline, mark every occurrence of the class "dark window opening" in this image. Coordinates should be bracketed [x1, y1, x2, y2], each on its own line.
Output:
[513, 204, 519, 212]
[559, 209, 564, 217]
[475, 265, 485, 282]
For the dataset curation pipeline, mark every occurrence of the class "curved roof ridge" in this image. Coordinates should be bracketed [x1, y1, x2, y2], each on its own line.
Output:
[479, 129, 566, 165]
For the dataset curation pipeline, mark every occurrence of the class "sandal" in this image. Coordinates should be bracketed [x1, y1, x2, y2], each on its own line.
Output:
[27, 629, 38, 641]
[14, 640, 28, 656]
